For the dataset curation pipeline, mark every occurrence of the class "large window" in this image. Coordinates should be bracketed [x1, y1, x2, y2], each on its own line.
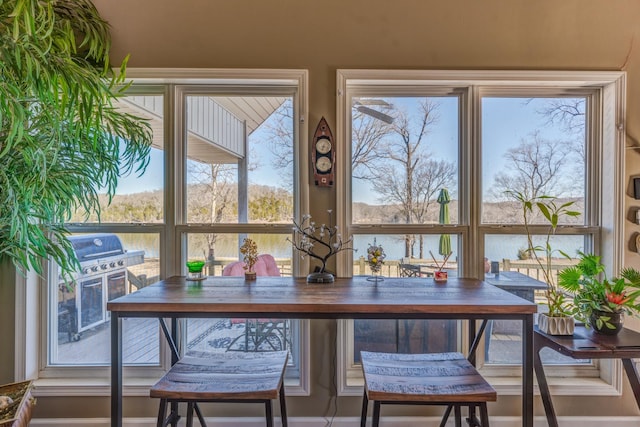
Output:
[336, 70, 626, 395]
[28, 70, 309, 395]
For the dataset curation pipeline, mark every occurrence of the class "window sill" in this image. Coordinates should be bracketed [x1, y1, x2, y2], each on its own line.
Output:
[340, 376, 619, 397]
[33, 377, 156, 397]
[487, 376, 620, 397]
[32, 377, 306, 398]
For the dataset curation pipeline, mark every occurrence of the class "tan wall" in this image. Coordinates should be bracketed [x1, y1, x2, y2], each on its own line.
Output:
[5, 0, 640, 421]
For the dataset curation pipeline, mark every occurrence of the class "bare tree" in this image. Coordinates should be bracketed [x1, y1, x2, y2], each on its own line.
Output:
[537, 98, 585, 137]
[351, 109, 394, 180]
[490, 131, 574, 202]
[371, 100, 456, 257]
[188, 162, 236, 260]
[537, 98, 586, 193]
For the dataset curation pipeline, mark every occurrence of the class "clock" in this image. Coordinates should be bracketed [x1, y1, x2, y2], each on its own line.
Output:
[315, 156, 332, 172]
[315, 137, 332, 155]
[311, 117, 335, 187]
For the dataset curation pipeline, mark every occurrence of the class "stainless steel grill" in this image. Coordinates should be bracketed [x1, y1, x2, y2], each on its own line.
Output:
[57, 233, 144, 342]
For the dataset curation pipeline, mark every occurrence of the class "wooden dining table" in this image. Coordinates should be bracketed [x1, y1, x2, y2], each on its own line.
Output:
[108, 276, 537, 427]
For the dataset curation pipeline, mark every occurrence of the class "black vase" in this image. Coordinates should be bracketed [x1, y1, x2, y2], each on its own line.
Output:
[590, 310, 624, 335]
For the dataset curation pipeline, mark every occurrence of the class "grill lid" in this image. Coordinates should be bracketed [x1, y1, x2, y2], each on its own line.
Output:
[69, 234, 125, 263]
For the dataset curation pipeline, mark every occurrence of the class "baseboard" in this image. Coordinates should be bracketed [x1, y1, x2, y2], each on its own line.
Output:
[29, 416, 640, 427]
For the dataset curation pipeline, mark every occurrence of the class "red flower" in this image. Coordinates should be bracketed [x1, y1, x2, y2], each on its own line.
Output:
[606, 292, 630, 306]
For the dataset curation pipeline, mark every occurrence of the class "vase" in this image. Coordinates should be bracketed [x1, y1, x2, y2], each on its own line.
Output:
[538, 313, 575, 335]
[367, 269, 383, 283]
[590, 310, 624, 335]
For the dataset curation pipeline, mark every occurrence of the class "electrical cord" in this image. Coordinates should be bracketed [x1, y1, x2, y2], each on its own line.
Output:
[322, 319, 339, 427]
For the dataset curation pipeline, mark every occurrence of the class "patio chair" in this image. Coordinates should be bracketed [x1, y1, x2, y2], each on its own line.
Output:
[223, 255, 289, 351]
[399, 263, 421, 277]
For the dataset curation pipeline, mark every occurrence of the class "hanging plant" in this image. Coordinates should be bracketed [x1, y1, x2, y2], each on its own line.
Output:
[0, 0, 152, 278]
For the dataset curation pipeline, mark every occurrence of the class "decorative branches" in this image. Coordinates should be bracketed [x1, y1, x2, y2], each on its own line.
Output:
[288, 210, 354, 273]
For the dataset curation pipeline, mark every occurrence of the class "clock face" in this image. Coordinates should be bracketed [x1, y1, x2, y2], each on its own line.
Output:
[315, 156, 332, 173]
[315, 137, 332, 155]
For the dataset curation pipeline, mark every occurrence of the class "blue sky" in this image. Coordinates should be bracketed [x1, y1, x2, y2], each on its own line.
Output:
[113, 96, 582, 204]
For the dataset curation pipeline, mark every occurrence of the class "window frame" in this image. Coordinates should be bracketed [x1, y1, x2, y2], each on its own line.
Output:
[335, 69, 627, 397]
[15, 69, 310, 397]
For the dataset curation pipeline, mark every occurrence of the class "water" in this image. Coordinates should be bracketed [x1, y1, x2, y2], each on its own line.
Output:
[352, 234, 585, 263]
[117, 232, 586, 264]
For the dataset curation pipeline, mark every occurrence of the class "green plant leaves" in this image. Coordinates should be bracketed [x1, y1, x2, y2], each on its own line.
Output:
[0, 0, 152, 277]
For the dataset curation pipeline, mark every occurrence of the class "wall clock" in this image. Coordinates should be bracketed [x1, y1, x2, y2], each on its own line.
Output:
[312, 117, 335, 187]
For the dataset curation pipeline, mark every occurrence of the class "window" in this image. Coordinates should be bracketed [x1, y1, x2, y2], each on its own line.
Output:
[22, 70, 309, 395]
[336, 70, 626, 395]
[48, 88, 167, 372]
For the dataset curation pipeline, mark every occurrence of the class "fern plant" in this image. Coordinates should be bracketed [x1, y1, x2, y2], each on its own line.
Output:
[0, 0, 152, 278]
[558, 252, 640, 330]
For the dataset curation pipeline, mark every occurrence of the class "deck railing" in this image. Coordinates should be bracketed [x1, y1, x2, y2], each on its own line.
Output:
[127, 256, 577, 291]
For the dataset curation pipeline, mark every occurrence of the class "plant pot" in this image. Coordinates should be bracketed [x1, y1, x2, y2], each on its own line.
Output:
[245, 271, 257, 281]
[590, 310, 624, 335]
[186, 260, 206, 281]
[538, 313, 575, 335]
[0, 380, 34, 427]
[306, 272, 334, 283]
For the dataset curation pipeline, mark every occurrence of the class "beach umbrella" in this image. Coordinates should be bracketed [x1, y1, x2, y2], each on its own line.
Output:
[437, 188, 452, 257]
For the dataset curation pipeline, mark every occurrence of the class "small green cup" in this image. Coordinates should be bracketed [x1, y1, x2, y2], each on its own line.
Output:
[186, 260, 206, 280]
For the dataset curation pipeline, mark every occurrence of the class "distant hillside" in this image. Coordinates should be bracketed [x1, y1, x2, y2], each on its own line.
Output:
[70, 187, 584, 225]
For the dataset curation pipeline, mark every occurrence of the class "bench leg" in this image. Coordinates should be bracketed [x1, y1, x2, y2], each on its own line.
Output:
[279, 383, 289, 427]
[193, 402, 207, 427]
[265, 400, 273, 427]
[156, 399, 167, 427]
[454, 404, 462, 427]
[440, 405, 453, 427]
[186, 402, 194, 427]
[479, 403, 490, 427]
[360, 391, 368, 427]
[372, 401, 381, 427]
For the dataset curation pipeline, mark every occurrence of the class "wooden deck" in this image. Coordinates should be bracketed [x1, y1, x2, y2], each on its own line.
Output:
[55, 317, 278, 365]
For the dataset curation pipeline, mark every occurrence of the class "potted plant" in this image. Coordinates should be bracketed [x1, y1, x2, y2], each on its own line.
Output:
[240, 238, 258, 280]
[509, 191, 580, 335]
[0, 0, 152, 280]
[558, 252, 640, 335]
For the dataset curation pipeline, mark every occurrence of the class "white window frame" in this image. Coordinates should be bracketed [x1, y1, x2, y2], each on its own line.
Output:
[335, 69, 627, 397]
[15, 68, 310, 397]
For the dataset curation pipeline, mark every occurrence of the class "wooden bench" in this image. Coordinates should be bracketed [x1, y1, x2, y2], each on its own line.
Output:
[360, 351, 496, 427]
[150, 350, 289, 427]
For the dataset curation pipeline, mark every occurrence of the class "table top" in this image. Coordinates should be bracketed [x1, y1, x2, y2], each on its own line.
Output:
[107, 276, 537, 319]
[535, 325, 640, 359]
[484, 271, 548, 291]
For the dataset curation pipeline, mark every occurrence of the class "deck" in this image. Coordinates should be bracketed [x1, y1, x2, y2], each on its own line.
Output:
[55, 317, 285, 365]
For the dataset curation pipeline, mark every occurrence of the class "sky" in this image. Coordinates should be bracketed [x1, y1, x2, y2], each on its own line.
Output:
[112, 95, 584, 207]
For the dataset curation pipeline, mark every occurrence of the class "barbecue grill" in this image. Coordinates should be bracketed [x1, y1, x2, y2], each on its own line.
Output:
[57, 233, 144, 342]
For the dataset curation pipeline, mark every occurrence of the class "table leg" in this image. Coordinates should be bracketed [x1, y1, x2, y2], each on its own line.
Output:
[534, 344, 558, 427]
[110, 313, 122, 427]
[522, 314, 534, 427]
[622, 359, 640, 410]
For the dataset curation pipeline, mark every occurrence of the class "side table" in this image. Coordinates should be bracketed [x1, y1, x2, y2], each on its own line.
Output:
[534, 325, 640, 427]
